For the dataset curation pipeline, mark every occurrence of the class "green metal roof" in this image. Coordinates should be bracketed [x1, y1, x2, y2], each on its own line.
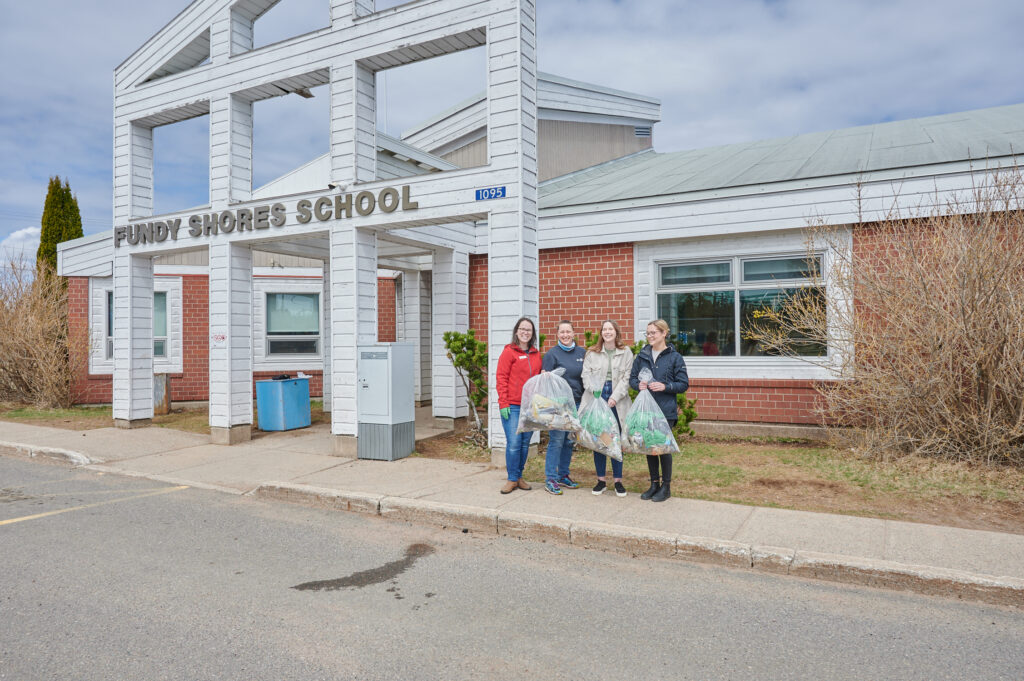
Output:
[540, 103, 1024, 210]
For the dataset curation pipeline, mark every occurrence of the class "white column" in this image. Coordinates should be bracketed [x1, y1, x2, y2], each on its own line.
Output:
[330, 60, 376, 187]
[129, 123, 153, 219]
[112, 253, 154, 427]
[328, 224, 377, 453]
[399, 269, 423, 402]
[432, 249, 469, 420]
[208, 242, 253, 444]
[486, 0, 539, 448]
[321, 263, 332, 413]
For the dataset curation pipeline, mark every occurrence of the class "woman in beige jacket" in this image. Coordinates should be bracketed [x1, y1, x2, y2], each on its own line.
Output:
[580, 320, 635, 496]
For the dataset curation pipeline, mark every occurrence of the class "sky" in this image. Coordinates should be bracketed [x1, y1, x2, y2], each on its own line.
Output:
[2, 0, 1024, 261]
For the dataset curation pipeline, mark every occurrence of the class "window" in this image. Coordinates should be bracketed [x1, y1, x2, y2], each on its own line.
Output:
[153, 291, 167, 358]
[105, 290, 169, 358]
[266, 293, 320, 355]
[655, 254, 825, 358]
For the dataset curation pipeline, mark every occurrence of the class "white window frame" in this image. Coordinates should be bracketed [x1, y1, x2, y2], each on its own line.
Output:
[253, 277, 325, 372]
[637, 231, 847, 380]
[90, 276, 182, 375]
[655, 252, 825, 359]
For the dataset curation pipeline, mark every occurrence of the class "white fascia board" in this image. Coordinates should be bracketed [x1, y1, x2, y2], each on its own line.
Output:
[538, 109, 659, 128]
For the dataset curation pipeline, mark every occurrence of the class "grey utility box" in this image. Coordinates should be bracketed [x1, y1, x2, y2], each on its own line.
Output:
[357, 343, 415, 461]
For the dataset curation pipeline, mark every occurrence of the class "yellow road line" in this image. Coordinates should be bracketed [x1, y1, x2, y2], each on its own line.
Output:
[0, 486, 188, 526]
[22, 487, 177, 498]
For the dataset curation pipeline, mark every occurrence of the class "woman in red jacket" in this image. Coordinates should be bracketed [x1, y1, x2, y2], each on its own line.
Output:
[495, 316, 542, 494]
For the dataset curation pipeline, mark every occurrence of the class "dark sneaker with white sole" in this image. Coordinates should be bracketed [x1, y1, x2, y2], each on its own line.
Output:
[592, 480, 607, 495]
[614, 482, 627, 497]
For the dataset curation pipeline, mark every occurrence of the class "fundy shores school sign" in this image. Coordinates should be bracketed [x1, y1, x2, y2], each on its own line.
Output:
[114, 185, 420, 248]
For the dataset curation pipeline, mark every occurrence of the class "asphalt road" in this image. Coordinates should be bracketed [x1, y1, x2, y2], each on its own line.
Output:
[2, 455, 1023, 681]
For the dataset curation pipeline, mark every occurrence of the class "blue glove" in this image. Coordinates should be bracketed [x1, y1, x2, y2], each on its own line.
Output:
[500, 407, 510, 420]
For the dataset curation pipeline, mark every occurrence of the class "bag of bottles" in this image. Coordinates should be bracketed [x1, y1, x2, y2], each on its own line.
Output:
[622, 368, 680, 456]
[576, 396, 623, 461]
[517, 368, 582, 434]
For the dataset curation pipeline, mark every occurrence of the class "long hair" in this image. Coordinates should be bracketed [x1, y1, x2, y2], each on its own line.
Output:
[587, 319, 625, 353]
[510, 316, 537, 349]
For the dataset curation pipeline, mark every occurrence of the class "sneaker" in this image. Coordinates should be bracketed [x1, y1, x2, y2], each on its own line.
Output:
[592, 480, 607, 495]
[557, 476, 580, 490]
[614, 482, 627, 497]
[545, 479, 562, 495]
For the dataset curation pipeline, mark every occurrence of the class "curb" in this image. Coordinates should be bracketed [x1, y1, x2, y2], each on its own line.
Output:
[250, 481, 1024, 609]
[0, 441, 96, 466]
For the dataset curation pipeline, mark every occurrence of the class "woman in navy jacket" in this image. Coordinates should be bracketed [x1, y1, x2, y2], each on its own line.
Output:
[629, 319, 689, 502]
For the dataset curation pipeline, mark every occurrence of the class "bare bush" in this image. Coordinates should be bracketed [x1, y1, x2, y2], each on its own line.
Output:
[0, 260, 86, 407]
[746, 169, 1024, 465]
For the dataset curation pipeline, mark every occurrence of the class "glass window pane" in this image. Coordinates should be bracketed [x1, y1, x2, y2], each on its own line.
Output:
[743, 256, 821, 282]
[657, 290, 736, 356]
[268, 338, 318, 355]
[106, 291, 114, 337]
[153, 292, 167, 337]
[739, 287, 826, 356]
[660, 262, 730, 286]
[267, 293, 319, 334]
[153, 339, 166, 357]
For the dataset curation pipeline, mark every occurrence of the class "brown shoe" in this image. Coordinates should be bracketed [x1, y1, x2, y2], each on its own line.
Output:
[501, 480, 518, 494]
[517, 479, 532, 491]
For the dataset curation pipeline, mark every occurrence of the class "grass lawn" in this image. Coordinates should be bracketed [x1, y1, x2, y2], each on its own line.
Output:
[416, 429, 1024, 535]
[0, 400, 332, 436]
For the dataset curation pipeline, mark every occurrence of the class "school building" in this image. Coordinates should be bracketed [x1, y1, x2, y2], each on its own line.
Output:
[56, 0, 1024, 449]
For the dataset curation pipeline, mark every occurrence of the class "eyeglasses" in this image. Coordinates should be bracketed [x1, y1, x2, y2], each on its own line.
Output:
[645, 331, 661, 337]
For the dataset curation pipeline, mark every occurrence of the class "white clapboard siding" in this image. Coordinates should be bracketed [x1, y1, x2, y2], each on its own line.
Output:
[58, 232, 113, 277]
[328, 223, 378, 435]
[112, 254, 155, 422]
[208, 243, 254, 428]
[431, 248, 469, 417]
[537, 74, 661, 122]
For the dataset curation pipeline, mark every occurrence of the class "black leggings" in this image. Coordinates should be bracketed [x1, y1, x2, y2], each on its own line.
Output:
[645, 419, 676, 482]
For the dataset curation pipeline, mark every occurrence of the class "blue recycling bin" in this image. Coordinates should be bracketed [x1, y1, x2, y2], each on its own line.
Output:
[255, 377, 311, 431]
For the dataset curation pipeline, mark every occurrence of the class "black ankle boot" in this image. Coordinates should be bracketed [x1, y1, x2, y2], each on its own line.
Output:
[651, 481, 671, 502]
[640, 479, 661, 500]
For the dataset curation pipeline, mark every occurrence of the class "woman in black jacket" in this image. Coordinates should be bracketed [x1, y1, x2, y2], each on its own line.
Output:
[629, 319, 689, 502]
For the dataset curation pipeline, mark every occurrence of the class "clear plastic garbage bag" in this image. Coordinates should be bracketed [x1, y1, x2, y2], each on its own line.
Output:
[622, 368, 680, 456]
[576, 395, 623, 461]
[517, 367, 582, 434]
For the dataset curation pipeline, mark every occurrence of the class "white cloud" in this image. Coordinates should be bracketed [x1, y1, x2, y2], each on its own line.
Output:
[0, 226, 40, 264]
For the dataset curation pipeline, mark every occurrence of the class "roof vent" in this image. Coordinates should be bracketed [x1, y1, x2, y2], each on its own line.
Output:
[634, 126, 652, 138]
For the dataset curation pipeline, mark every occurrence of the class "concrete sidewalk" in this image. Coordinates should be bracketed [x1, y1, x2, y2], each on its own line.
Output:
[2, 420, 1022, 608]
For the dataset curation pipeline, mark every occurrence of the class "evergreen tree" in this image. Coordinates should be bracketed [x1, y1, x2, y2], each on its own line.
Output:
[36, 176, 83, 271]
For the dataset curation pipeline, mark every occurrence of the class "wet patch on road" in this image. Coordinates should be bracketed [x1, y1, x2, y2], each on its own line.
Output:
[291, 543, 435, 592]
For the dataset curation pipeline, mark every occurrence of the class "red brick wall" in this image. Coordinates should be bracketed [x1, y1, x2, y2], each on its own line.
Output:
[539, 244, 635, 346]
[686, 379, 824, 424]
[377, 276, 397, 343]
[468, 253, 489, 342]
[468, 244, 636, 346]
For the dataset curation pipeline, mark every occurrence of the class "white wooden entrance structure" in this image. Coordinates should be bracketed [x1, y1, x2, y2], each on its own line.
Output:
[111, 0, 537, 450]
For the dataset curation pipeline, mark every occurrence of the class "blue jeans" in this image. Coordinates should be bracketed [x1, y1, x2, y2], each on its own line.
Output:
[544, 398, 580, 481]
[502, 405, 532, 481]
[544, 430, 575, 481]
[593, 380, 624, 479]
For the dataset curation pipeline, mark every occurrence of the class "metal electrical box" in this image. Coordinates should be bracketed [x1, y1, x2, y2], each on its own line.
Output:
[357, 343, 415, 461]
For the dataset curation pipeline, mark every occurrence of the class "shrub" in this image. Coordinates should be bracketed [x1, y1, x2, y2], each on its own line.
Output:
[442, 329, 487, 433]
[745, 169, 1024, 465]
[0, 261, 86, 408]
